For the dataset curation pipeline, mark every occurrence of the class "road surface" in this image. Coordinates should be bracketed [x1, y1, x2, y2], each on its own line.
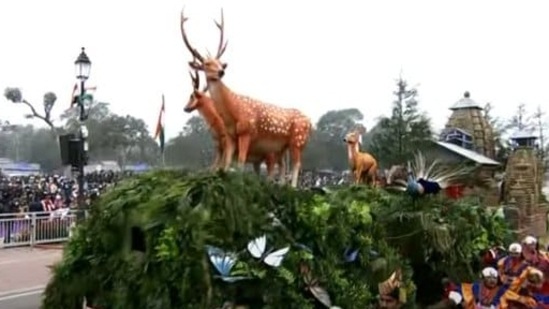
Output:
[0, 287, 43, 309]
[0, 247, 61, 309]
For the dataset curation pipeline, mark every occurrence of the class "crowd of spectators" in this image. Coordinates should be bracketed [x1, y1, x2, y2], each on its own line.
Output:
[297, 170, 350, 187]
[0, 169, 354, 215]
[0, 168, 357, 244]
[0, 171, 132, 215]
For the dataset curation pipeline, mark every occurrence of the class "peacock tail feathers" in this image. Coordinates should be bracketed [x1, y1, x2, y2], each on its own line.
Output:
[386, 152, 474, 191]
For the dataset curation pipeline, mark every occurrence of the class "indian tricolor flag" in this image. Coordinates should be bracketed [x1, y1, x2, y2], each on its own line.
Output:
[70, 83, 97, 107]
[154, 94, 166, 154]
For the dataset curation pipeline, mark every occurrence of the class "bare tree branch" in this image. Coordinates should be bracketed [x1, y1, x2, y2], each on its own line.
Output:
[4, 87, 57, 132]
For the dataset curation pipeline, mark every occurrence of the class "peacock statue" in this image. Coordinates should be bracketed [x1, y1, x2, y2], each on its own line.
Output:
[385, 152, 473, 197]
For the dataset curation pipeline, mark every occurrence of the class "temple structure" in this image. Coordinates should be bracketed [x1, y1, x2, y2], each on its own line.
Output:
[441, 91, 495, 159]
[436, 91, 499, 204]
[502, 130, 547, 237]
[434, 91, 546, 235]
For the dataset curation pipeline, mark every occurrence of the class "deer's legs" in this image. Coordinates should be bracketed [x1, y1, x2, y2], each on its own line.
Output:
[353, 169, 362, 184]
[221, 138, 235, 171]
[264, 154, 276, 180]
[236, 134, 251, 170]
[367, 165, 377, 187]
[289, 147, 302, 188]
[277, 151, 287, 184]
[210, 140, 223, 171]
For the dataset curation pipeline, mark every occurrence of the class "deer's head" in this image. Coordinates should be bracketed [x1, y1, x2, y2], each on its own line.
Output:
[184, 69, 208, 113]
[343, 126, 366, 146]
[180, 8, 228, 82]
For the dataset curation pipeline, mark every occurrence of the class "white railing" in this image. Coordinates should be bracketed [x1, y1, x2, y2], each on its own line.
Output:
[0, 209, 87, 249]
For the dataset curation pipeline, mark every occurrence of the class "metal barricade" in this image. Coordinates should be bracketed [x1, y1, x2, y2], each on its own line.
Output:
[0, 214, 32, 248]
[0, 209, 83, 249]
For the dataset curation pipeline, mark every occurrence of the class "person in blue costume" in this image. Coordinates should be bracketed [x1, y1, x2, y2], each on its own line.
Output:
[447, 267, 507, 309]
[498, 243, 528, 286]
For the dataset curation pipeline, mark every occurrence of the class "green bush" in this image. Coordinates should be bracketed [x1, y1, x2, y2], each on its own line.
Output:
[42, 171, 511, 309]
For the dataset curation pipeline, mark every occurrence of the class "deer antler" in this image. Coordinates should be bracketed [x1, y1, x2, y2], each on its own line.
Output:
[214, 9, 228, 59]
[189, 67, 209, 92]
[189, 69, 200, 90]
[180, 8, 204, 62]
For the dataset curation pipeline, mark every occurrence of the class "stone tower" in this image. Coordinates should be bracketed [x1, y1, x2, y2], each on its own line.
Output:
[503, 130, 546, 236]
[442, 91, 495, 159]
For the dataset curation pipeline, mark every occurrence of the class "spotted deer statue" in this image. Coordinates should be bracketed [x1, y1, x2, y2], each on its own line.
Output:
[183, 69, 284, 178]
[180, 9, 312, 187]
[343, 128, 378, 186]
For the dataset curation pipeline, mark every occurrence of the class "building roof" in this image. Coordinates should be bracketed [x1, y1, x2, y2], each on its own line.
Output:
[511, 129, 537, 140]
[440, 127, 473, 139]
[435, 141, 500, 166]
[449, 91, 483, 110]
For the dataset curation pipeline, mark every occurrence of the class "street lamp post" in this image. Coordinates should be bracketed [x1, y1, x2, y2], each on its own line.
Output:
[74, 47, 91, 217]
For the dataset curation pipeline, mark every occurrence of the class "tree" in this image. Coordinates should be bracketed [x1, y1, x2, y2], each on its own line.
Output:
[370, 77, 433, 166]
[61, 101, 159, 166]
[533, 105, 548, 168]
[3, 87, 58, 131]
[301, 129, 331, 170]
[308, 108, 366, 171]
[506, 103, 533, 132]
[181, 116, 210, 136]
[316, 108, 365, 139]
[484, 102, 510, 164]
[164, 116, 214, 168]
[61, 100, 111, 128]
[0, 124, 60, 171]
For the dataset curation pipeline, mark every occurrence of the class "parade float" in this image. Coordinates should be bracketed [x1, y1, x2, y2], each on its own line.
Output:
[40, 8, 544, 309]
[41, 170, 510, 308]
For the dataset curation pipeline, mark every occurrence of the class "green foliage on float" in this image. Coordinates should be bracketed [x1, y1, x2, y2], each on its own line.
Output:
[42, 171, 510, 309]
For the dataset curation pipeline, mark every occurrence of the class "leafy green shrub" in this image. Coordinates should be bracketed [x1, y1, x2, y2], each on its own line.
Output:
[42, 171, 510, 309]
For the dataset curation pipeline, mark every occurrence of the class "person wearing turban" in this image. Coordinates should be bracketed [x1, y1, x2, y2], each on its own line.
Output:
[447, 267, 506, 308]
[500, 266, 549, 308]
[498, 243, 528, 286]
[377, 269, 406, 309]
[521, 236, 549, 268]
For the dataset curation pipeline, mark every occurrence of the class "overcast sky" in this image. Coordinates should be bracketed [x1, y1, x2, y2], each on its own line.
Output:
[1, 0, 548, 139]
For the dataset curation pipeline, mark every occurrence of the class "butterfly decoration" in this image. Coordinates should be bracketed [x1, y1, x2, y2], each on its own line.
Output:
[299, 262, 340, 308]
[206, 245, 250, 282]
[343, 248, 359, 263]
[247, 235, 290, 267]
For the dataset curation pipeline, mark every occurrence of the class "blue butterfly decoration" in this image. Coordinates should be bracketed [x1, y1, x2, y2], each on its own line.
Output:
[343, 248, 381, 263]
[205, 245, 250, 282]
[344, 248, 359, 263]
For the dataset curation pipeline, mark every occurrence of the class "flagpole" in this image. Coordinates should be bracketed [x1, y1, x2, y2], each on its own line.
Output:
[161, 93, 165, 168]
[154, 93, 166, 168]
